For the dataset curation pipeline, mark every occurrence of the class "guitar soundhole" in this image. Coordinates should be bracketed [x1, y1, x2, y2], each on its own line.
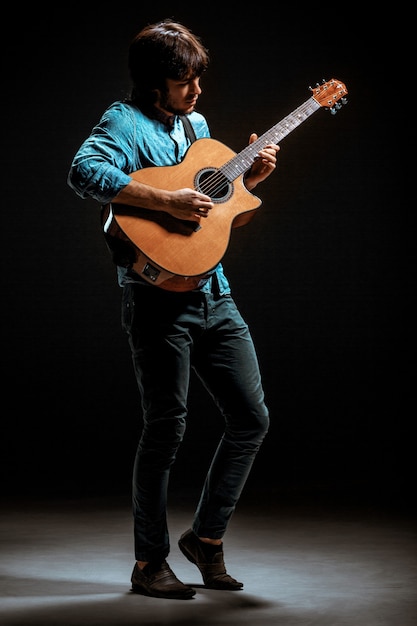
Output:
[195, 168, 232, 203]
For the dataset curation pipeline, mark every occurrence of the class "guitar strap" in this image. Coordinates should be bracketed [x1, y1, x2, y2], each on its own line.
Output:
[180, 114, 219, 294]
[179, 115, 197, 144]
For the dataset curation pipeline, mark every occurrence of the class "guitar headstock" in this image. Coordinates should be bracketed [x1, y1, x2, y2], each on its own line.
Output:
[310, 78, 348, 114]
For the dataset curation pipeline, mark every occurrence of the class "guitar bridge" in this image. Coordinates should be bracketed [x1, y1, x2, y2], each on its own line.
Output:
[142, 263, 160, 282]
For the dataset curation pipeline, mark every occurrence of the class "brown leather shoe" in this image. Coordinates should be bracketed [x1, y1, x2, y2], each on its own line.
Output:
[131, 561, 196, 599]
[178, 529, 244, 590]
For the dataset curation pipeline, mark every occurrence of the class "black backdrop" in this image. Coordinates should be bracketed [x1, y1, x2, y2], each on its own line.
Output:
[2, 8, 411, 509]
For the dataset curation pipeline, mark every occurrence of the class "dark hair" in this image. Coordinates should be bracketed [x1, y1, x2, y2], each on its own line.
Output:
[128, 19, 209, 107]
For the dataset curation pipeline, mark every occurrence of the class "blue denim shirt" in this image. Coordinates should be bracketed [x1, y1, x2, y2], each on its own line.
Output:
[67, 101, 231, 295]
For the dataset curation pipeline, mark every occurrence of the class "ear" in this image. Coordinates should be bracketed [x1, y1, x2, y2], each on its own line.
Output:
[152, 89, 161, 104]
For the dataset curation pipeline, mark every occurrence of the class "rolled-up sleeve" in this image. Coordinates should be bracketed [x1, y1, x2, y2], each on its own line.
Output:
[67, 103, 137, 204]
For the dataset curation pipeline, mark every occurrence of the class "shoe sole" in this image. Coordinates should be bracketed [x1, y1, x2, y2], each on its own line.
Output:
[178, 539, 198, 567]
[131, 583, 196, 600]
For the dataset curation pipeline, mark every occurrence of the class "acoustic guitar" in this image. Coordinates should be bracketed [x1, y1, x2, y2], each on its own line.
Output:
[103, 78, 348, 291]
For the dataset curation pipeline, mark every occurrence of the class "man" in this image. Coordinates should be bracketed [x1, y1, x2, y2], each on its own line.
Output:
[67, 19, 280, 600]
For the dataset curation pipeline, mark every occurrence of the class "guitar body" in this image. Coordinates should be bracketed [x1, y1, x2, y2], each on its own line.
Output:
[104, 79, 348, 292]
[111, 138, 261, 291]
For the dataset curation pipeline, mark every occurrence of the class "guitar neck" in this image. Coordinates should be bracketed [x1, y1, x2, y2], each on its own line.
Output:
[221, 96, 321, 181]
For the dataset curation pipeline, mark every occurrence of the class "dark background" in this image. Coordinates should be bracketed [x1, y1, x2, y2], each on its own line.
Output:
[2, 9, 411, 510]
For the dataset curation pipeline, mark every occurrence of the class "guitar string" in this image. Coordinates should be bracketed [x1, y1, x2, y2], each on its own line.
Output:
[193, 79, 346, 198]
[196, 98, 320, 199]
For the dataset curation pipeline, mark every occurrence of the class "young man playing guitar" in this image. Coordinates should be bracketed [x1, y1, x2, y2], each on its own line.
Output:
[68, 19, 279, 600]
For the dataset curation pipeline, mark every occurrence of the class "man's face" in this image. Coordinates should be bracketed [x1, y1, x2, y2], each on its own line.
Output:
[156, 76, 202, 115]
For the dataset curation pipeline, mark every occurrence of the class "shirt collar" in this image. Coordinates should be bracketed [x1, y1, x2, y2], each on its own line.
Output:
[146, 105, 176, 128]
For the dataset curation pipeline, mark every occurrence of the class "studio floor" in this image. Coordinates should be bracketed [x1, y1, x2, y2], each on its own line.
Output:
[1, 490, 416, 626]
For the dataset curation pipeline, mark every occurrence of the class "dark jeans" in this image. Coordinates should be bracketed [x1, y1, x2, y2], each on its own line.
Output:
[121, 282, 270, 563]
